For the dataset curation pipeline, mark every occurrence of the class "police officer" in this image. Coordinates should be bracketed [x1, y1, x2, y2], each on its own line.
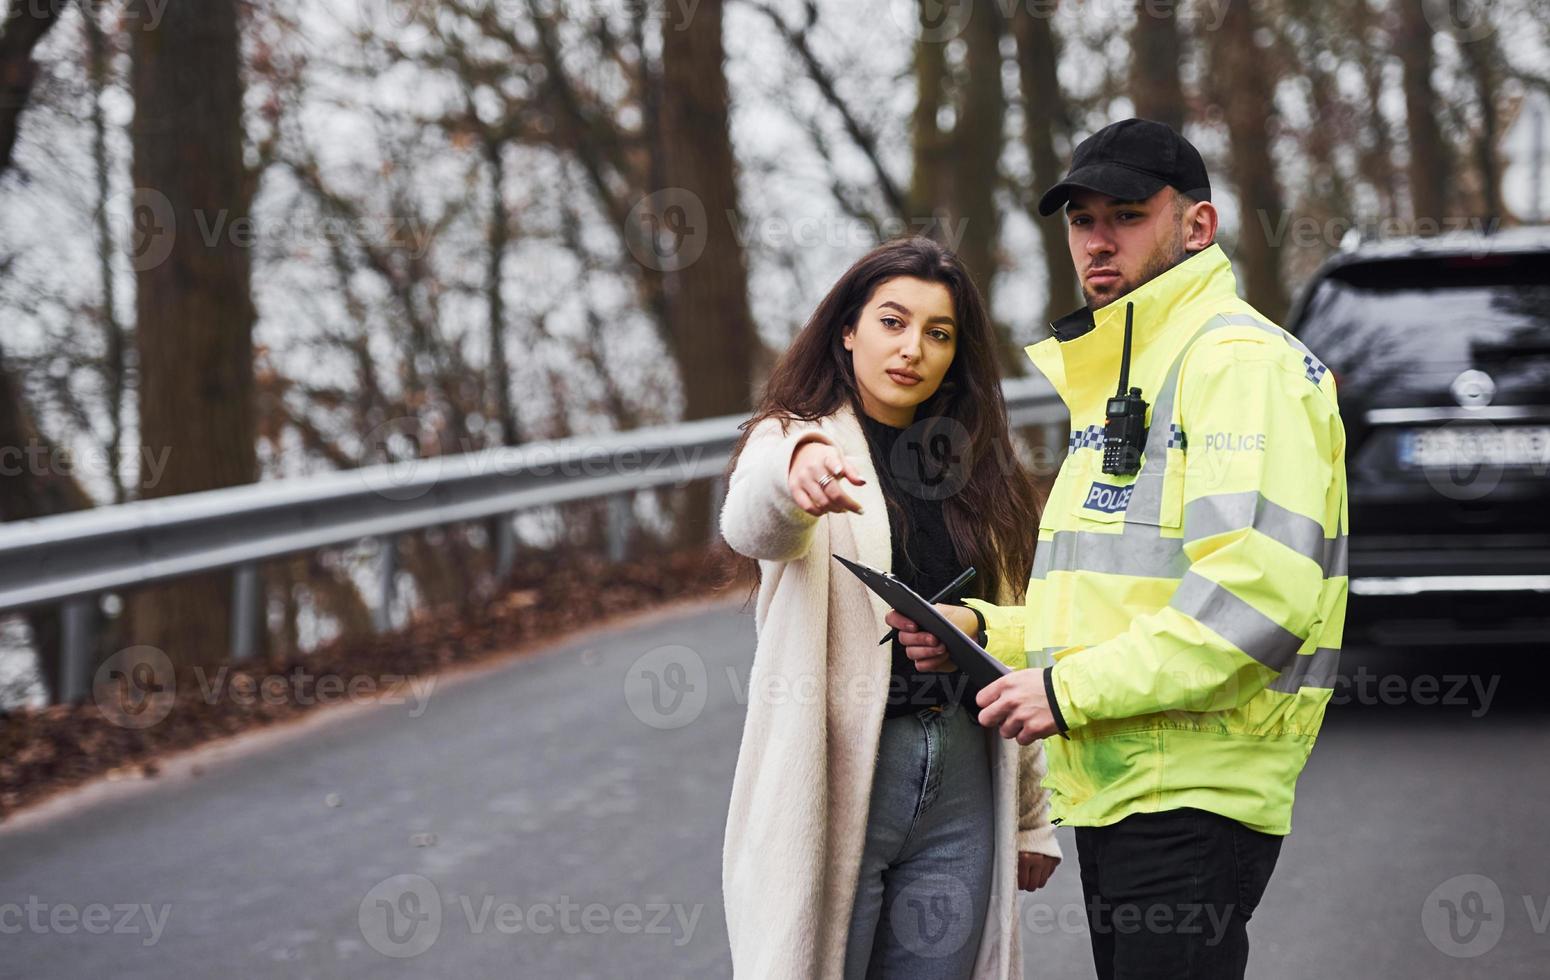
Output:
[897, 118, 1349, 979]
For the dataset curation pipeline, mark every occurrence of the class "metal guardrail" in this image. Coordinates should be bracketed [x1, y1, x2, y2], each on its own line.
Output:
[2, 377, 1066, 701]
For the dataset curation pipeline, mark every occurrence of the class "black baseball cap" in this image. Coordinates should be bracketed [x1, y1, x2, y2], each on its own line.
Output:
[1037, 118, 1211, 216]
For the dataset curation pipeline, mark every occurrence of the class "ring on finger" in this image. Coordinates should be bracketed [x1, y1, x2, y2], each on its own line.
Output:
[816, 473, 834, 489]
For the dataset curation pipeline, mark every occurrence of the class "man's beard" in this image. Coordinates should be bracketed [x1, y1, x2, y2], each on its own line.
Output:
[1081, 230, 1189, 309]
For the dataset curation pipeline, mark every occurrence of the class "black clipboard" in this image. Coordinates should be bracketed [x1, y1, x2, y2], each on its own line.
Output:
[832, 554, 1012, 694]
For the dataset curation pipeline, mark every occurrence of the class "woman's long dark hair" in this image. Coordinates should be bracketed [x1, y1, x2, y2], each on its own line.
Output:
[725, 236, 1041, 602]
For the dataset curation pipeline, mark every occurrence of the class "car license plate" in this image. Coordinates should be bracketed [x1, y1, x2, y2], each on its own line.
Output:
[1398, 426, 1550, 469]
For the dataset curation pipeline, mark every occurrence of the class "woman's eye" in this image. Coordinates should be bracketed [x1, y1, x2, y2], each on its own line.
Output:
[881, 316, 902, 329]
[1119, 212, 1141, 221]
[929, 329, 952, 343]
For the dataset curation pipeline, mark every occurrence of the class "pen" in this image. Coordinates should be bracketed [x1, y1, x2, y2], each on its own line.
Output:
[878, 566, 977, 645]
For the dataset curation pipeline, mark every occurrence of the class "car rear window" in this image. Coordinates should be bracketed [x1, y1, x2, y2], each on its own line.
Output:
[1293, 252, 1550, 401]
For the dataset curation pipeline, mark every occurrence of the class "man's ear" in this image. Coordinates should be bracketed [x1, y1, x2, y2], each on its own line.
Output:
[1185, 200, 1219, 252]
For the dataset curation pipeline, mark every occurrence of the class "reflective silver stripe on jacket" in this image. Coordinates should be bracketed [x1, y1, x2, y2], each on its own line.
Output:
[1125, 316, 1238, 525]
[1168, 571, 1305, 673]
[1032, 525, 1189, 581]
[1266, 646, 1341, 692]
[1184, 491, 1349, 577]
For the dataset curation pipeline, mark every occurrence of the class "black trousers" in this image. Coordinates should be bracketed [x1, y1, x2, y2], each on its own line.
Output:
[1074, 808, 1283, 980]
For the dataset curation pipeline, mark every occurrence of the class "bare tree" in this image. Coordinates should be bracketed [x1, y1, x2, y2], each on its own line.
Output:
[1129, 0, 1186, 130]
[655, 0, 756, 540]
[908, 13, 950, 222]
[752, 1, 907, 223]
[469, 110, 521, 448]
[1207, 0, 1290, 319]
[83, 2, 127, 504]
[1013, 4, 1078, 327]
[128, 0, 257, 668]
[1395, 0, 1449, 224]
[1270, 0, 1361, 287]
[0, 0, 66, 173]
[896, 3, 1022, 370]
[0, 0, 102, 700]
[1454, 26, 1506, 224]
[0, 339, 96, 699]
[951, 4, 1013, 370]
[1351, 0, 1400, 218]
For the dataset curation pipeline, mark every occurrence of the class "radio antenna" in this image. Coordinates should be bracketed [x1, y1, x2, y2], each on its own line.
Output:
[1117, 302, 1135, 397]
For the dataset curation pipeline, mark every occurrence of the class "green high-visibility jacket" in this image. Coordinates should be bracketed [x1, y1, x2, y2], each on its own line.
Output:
[967, 244, 1349, 836]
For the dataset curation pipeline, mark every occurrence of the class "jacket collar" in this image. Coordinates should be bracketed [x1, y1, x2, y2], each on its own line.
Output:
[1026, 243, 1239, 411]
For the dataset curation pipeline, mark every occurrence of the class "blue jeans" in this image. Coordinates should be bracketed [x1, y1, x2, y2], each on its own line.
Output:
[844, 703, 995, 980]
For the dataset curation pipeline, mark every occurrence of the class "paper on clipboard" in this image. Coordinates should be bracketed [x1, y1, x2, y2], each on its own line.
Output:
[832, 554, 1011, 694]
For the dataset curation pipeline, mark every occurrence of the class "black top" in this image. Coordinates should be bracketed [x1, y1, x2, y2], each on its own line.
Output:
[858, 412, 976, 718]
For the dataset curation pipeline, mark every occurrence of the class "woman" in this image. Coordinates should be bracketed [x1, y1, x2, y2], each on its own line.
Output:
[719, 237, 1060, 979]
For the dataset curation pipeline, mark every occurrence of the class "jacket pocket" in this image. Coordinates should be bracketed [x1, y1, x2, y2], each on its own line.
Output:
[1068, 446, 1184, 531]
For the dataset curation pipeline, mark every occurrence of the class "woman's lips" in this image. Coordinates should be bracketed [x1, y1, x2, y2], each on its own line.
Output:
[885, 369, 921, 387]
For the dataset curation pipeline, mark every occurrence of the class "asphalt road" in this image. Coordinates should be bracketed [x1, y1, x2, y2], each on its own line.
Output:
[1, 602, 1547, 978]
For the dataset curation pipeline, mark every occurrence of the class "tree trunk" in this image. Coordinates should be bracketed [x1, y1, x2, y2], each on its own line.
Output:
[0, 4, 88, 700]
[1302, 52, 1353, 222]
[1013, 6, 1079, 327]
[656, 0, 755, 543]
[0, 343, 97, 701]
[1395, 0, 1449, 226]
[1351, 0, 1398, 218]
[85, 2, 128, 504]
[128, 0, 256, 669]
[0, 0, 65, 173]
[484, 136, 520, 447]
[1208, 0, 1290, 320]
[1129, 0, 1186, 131]
[1457, 30, 1504, 225]
[951, 3, 1015, 372]
[907, 10, 950, 222]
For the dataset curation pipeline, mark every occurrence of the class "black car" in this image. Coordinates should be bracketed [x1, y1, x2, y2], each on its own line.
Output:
[1286, 227, 1550, 647]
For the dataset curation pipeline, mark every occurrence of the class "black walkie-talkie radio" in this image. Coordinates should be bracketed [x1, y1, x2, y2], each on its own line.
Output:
[1101, 302, 1149, 476]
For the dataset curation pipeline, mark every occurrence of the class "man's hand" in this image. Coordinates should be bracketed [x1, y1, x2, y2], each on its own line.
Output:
[1019, 852, 1060, 892]
[885, 603, 978, 672]
[976, 670, 1058, 744]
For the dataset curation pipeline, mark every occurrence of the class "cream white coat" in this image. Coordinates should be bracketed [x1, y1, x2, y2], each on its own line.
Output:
[719, 404, 1061, 979]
